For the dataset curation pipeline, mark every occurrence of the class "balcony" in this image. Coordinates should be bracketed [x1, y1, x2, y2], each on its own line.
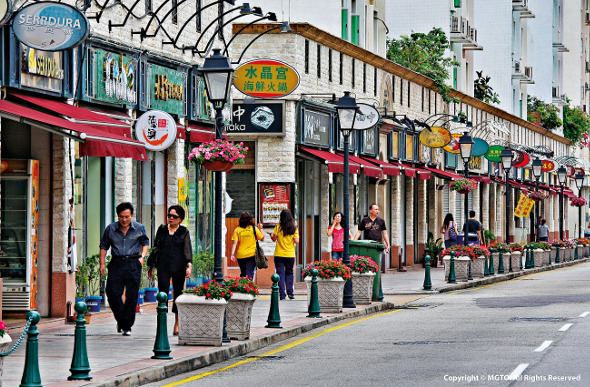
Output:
[552, 86, 567, 105]
[513, 0, 535, 18]
[553, 42, 569, 52]
[522, 66, 534, 84]
[450, 16, 483, 50]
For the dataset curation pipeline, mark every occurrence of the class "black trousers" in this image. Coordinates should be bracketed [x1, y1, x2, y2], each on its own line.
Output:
[237, 256, 256, 279]
[105, 258, 142, 331]
[157, 269, 186, 314]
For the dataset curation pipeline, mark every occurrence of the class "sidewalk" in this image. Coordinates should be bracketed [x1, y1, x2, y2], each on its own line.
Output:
[3, 257, 589, 387]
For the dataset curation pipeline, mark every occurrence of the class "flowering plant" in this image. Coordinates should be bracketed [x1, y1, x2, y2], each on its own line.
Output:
[563, 238, 576, 249]
[224, 277, 260, 297]
[302, 259, 352, 281]
[450, 178, 477, 193]
[536, 242, 552, 250]
[510, 243, 524, 252]
[471, 245, 490, 259]
[441, 244, 473, 259]
[570, 197, 587, 207]
[575, 238, 588, 246]
[350, 255, 379, 274]
[0, 321, 8, 338]
[488, 242, 510, 253]
[187, 139, 248, 165]
[526, 190, 549, 201]
[183, 280, 232, 301]
[551, 239, 566, 248]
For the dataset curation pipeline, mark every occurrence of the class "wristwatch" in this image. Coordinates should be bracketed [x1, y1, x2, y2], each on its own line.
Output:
[141, 255, 147, 259]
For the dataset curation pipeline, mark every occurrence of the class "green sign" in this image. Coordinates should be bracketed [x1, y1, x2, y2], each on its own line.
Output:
[94, 49, 137, 105]
[150, 63, 186, 116]
[485, 145, 505, 162]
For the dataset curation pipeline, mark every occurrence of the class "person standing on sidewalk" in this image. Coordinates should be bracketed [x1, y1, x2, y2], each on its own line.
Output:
[270, 210, 299, 300]
[537, 219, 549, 242]
[327, 212, 352, 259]
[462, 210, 482, 245]
[99, 202, 149, 336]
[440, 213, 458, 249]
[230, 212, 264, 279]
[353, 204, 391, 253]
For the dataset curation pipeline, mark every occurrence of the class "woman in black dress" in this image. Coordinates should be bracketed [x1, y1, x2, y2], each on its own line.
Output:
[148, 205, 192, 335]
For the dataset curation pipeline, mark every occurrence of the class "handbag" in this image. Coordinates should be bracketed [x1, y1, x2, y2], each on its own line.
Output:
[448, 222, 457, 242]
[147, 224, 166, 268]
[253, 225, 268, 269]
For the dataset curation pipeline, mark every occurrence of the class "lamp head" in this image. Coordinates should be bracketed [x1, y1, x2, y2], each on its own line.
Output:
[336, 91, 359, 137]
[458, 131, 474, 164]
[532, 157, 543, 179]
[575, 172, 584, 189]
[556, 166, 568, 185]
[200, 49, 234, 105]
[267, 12, 277, 21]
[251, 6, 263, 16]
[500, 148, 513, 172]
[239, 3, 252, 14]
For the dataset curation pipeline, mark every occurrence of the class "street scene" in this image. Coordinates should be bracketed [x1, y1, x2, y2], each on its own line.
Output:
[2, 0, 590, 386]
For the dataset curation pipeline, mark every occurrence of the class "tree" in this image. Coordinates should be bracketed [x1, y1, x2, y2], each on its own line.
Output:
[473, 71, 500, 104]
[563, 105, 590, 145]
[386, 27, 459, 103]
[527, 96, 562, 131]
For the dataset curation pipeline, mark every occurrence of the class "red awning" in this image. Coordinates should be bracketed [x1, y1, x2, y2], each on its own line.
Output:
[424, 167, 464, 180]
[563, 188, 576, 197]
[492, 177, 529, 190]
[361, 157, 401, 176]
[188, 124, 216, 143]
[398, 162, 432, 180]
[346, 154, 383, 178]
[299, 147, 360, 174]
[539, 184, 559, 196]
[0, 99, 146, 161]
[471, 175, 492, 184]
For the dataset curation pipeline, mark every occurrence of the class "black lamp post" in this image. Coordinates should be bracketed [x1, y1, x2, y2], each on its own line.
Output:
[557, 166, 568, 240]
[458, 132, 474, 247]
[575, 173, 584, 238]
[500, 149, 513, 270]
[336, 91, 360, 309]
[531, 158, 543, 242]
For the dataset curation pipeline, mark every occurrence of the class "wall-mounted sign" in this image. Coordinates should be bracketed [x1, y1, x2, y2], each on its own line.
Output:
[301, 106, 332, 147]
[234, 59, 299, 98]
[353, 104, 381, 130]
[0, 0, 12, 27]
[361, 127, 378, 156]
[94, 50, 137, 105]
[472, 138, 489, 157]
[541, 159, 556, 172]
[135, 110, 177, 151]
[20, 45, 63, 92]
[419, 126, 451, 148]
[149, 63, 186, 116]
[514, 193, 534, 218]
[12, 2, 89, 51]
[259, 183, 294, 226]
[575, 167, 585, 177]
[226, 100, 284, 135]
[484, 145, 505, 162]
[443, 133, 462, 154]
[567, 165, 576, 177]
[512, 151, 530, 168]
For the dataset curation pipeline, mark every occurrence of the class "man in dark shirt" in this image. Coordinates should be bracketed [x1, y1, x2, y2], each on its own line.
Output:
[463, 210, 482, 245]
[99, 202, 149, 336]
[353, 203, 391, 252]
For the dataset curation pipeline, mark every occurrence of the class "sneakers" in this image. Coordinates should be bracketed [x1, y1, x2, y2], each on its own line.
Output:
[122, 330, 131, 336]
[288, 294, 295, 299]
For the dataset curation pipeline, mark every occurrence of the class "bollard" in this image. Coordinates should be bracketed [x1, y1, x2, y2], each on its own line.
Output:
[307, 269, 322, 318]
[555, 246, 560, 263]
[423, 255, 432, 290]
[488, 247, 495, 276]
[574, 245, 579, 260]
[548, 247, 552, 265]
[68, 302, 92, 380]
[484, 249, 491, 277]
[265, 274, 282, 328]
[448, 252, 456, 284]
[497, 250, 505, 274]
[152, 292, 172, 360]
[20, 311, 42, 387]
[525, 244, 533, 269]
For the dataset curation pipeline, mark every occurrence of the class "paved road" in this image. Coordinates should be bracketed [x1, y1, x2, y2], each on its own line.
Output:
[147, 262, 590, 387]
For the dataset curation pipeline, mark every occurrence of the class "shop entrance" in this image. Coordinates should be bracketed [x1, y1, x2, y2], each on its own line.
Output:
[296, 159, 321, 278]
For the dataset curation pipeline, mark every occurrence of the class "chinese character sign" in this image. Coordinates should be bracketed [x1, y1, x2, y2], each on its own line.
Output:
[233, 59, 300, 98]
[135, 110, 177, 151]
[514, 193, 534, 218]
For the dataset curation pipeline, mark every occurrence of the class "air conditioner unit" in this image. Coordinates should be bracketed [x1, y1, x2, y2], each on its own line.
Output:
[586, 12, 590, 25]
[552, 86, 559, 98]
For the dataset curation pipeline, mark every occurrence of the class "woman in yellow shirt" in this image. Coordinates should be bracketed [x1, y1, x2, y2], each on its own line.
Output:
[230, 212, 264, 279]
[270, 210, 299, 300]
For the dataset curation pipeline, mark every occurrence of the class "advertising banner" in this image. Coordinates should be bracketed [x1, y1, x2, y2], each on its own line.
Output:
[94, 49, 137, 105]
[149, 63, 186, 116]
[234, 59, 299, 98]
[259, 183, 293, 226]
[514, 193, 534, 218]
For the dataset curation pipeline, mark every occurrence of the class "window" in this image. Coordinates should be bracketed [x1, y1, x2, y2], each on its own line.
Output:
[339, 53, 343, 84]
[407, 82, 411, 107]
[341, 8, 348, 40]
[305, 40, 309, 74]
[351, 58, 355, 88]
[317, 44, 321, 78]
[373, 67, 377, 96]
[328, 50, 333, 82]
[351, 15, 360, 45]
[390, 131, 399, 159]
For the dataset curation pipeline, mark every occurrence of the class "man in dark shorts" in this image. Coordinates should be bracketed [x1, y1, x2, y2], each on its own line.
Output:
[353, 203, 391, 252]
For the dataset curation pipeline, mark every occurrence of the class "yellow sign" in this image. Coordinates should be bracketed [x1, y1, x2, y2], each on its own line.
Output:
[514, 193, 534, 218]
[419, 126, 452, 148]
[233, 59, 300, 98]
[178, 178, 189, 227]
[443, 133, 462, 154]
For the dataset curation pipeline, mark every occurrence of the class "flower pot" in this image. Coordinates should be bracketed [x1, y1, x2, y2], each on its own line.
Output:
[305, 277, 346, 313]
[175, 294, 227, 346]
[471, 256, 486, 278]
[457, 189, 470, 194]
[226, 293, 257, 340]
[453, 256, 471, 281]
[351, 271, 376, 305]
[508, 251, 519, 272]
[533, 249, 544, 267]
[202, 160, 233, 172]
[85, 295, 102, 313]
[144, 287, 158, 303]
[0, 333, 12, 385]
[542, 250, 551, 266]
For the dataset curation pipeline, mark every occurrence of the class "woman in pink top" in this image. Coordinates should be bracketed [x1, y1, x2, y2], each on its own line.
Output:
[327, 212, 351, 259]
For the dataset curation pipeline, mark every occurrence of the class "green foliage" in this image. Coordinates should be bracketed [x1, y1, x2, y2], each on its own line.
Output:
[425, 232, 444, 261]
[386, 27, 460, 104]
[563, 105, 590, 144]
[193, 250, 215, 278]
[474, 71, 500, 104]
[76, 254, 109, 298]
[482, 230, 496, 246]
[527, 96, 562, 130]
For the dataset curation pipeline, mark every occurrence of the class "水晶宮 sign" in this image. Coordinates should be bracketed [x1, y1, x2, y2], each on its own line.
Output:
[419, 126, 452, 148]
[12, 2, 89, 51]
[135, 110, 177, 151]
[233, 59, 299, 98]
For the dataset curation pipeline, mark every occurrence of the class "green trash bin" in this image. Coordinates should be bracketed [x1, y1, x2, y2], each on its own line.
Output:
[349, 240, 385, 301]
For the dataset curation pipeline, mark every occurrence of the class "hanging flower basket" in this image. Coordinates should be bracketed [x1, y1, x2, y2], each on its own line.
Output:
[202, 160, 234, 172]
[188, 140, 248, 171]
[450, 178, 477, 194]
[570, 197, 587, 207]
[457, 189, 470, 194]
[526, 190, 548, 202]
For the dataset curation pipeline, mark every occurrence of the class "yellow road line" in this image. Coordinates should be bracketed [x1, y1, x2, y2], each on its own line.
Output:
[162, 309, 403, 386]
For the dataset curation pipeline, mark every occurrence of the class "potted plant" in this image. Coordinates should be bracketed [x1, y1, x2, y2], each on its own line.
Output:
[224, 277, 260, 340]
[441, 245, 472, 282]
[75, 254, 107, 318]
[482, 229, 496, 247]
[0, 320, 11, 379]
[530, 242, 545, 267]
[537, 241, 552, 265]
[175, 280, 232, 346]
[450, 178, 478, 194]
[526, 190, 548, 202]
[488, 242, 510, 274]
[187, 139, 248, 172]
[193, 250, 215, 285]
[564, 238, 576, 261]
[510, 243, 524, 271]
[425, 232, 444, 267]
[570, 197, 587, 208]
[470, 245, 490, 278]
[302, 259, 352, 313]
[349, 255, 379, 304]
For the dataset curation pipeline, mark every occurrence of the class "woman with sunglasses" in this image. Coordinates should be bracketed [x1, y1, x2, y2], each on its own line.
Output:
[148, 205, 192, 336]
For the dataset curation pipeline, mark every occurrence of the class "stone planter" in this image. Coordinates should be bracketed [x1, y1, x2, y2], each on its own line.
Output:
[443, 255, 470, 281]
[351, 272, 376, 305]
[305, 277, 346, 313]
[556, 247, 566, 263]
[550, 247, 557, 263]
[226, 293, 257, 340]
[576, 246, 583, 259]
[471, 256, 486, 278]
[509, 251, 519, 272]
[533, 249, 544, 267]
[175, 294, 227, 346]
[0, 333, 12, 385]
[542, 250, 551, 265]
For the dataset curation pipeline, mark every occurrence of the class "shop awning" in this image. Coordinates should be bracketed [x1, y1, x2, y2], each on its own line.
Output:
[299, 147, 360, 174]
[492, 177, 529, 191]
[471, 175, 492, 184]
[0, 99, 147, 161]
[539, 184, 559, 196]
[361, 157, 402, 176]
[424, 167, 464, 180]
[188, 123, 217, 143]
[397, 162, 432, 180]
[563, 188, 576, 197]
[345, 154, 383, 178]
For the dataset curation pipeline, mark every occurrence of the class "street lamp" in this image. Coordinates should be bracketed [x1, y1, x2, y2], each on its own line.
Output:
[557, 166, 568, 240]
[575, 173, 584, 238]
[531, 158, 543, 242]
[458, 132, 474, 247]
[336, 91, 359, 309]
[500, 149, 513, 270]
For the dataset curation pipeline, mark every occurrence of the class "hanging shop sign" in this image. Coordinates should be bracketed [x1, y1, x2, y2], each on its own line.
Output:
[135, 110, 177, 151]
[93, 49, 137, 105]
[419, 126, 451, 148]
[300, 105, 332, 148]
[361, 127, 378, 156]
[575, 168, 585, 177]
[233, 59, 299, 98]
[20, 45, 63, 93]
[511, 151, 529, 168]
[0, 0, 12, 27]
[148, 63, 186, 116]
[472, 138, 489, 157]
[541, 159, 556, 172]
[353, 104, 381, 130]
[484, 145, 505, 162]
[514, 193, 534, 218]
[12, 2, 89, 51]
[226, 100, 284, 135]
[567, 165, 576, 177]
[258, 183, 294, 226]
[443, 133, 462, 154]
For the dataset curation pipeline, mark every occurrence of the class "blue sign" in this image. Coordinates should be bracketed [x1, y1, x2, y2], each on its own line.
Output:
[472, 138, 490, 157]
[12, 2, 89, 51]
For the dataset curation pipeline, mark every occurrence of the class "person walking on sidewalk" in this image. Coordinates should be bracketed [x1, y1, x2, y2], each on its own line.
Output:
[353, 203, 391, 253]
[270, 210, 299, 300]
[462, 210, 482, 245]
[441, 213, 458, 249]
[99, 202, 149, 336]
[147, 205, 192, 336]
[327, 212, 352, 259]
[537, 218, 549, 242]
[230, 212, 264, 279]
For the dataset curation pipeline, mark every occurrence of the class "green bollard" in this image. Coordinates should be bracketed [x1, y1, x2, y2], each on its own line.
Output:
[519, 246, 524, 270]
[265, 274, 282, 328]
[20, 311, 42, 387]
[68, 302, 92, 380]
[488, 247, 495, 276]
[484, 249, 491, 277]
[448, 252, 456, 284]
[548, 247, 552, 265]
[526, 244, 533, 269]
[152, 292, 172, 360]
[497, 250, 505, 274]
[574, 245, 579, 260]
[307, 269, 322, 318]
[555, 246, 560, 263]
[423, 255, 432, 290]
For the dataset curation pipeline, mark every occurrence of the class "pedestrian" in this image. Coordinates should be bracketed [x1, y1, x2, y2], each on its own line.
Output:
[353, 203, 391, 253]
[462, 210, 483, 245]
[270, 210, 299, 300]
[327, 212, 352, 259]
[537, 218, 549, 242]
[230, 212, 264, 279]
[99, 202, 149, 336]
[440, 213, 458, 249]
[147, 205, 192, 336]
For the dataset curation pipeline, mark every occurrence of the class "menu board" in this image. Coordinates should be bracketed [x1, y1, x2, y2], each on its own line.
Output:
[259, 183, 293, 226]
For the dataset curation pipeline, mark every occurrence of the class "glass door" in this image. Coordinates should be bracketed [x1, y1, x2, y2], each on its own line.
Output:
[0, 177, 29, 286]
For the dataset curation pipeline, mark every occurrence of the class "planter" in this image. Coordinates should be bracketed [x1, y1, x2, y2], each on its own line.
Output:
[202, 160, 233, 172]
[226, 293, 257, 340]
[576, 246, 583, 260]
[457, 189, 470, 194]
[490, 252, 500, 274]
[533, 249, 544, 267]
[542, 250, 551, 266]
[175, 294, 227, 346]
[144, 287, 158, 303]
[351, 272, 376, 305]
[550, 247, 557, 263]
[471, 256, 486, 278]
[557, 247, 566, 263]
[509, 251, 519, 272]
[85, 296, 102, 313]
[443, 255, 470, 281]
[0, 333, 12, 385]
[137, 289, 145, 305]
[305, 277, 346, 313]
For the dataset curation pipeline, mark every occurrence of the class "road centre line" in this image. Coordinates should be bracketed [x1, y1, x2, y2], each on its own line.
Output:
[579, 311, 590, 318]
[507, 364, 529, 380]
[534, 341, 552, 352]
[162, 308, 404, 386]
[558, 323, 573, 332]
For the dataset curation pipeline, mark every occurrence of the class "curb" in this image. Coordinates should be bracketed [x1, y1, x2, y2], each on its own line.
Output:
[84, 302, 396, 387]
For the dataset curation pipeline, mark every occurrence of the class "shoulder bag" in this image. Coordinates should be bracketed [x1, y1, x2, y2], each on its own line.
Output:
[448, 221, 457, 242]
[253, 225, 268, 269]
[147, 224, 166, 268]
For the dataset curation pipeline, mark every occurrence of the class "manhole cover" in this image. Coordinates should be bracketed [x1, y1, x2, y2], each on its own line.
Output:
[509, 317, 569, 322]
[394, 341, 453, 345]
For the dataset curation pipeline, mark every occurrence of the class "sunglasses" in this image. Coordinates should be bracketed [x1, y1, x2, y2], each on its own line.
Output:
[167, 213, 180, 219]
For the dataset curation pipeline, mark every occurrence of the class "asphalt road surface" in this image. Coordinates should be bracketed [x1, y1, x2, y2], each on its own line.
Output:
[148, 262, 590, 387]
